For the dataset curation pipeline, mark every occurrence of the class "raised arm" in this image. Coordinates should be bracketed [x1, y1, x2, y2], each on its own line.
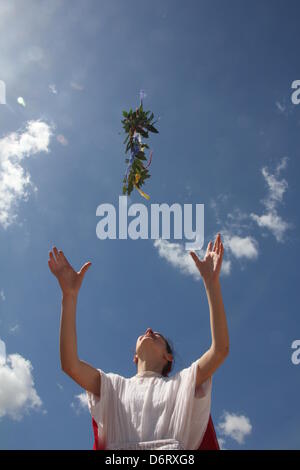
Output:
[48, 247, 101, 397]
[190, 233, 229, 392]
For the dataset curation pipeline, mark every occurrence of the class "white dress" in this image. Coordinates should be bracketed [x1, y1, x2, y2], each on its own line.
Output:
[86, 359, 212, 450]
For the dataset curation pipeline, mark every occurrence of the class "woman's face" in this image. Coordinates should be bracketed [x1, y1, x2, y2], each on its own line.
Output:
[134, 328, 171, 365]
[137, 328, 167, 347]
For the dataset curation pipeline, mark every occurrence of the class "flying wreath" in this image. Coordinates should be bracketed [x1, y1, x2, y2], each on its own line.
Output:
[121, 90, 159, 200]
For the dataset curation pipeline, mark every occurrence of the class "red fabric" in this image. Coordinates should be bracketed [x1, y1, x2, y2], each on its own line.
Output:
[198, 414, 220, 450]
[92, 414, 220, 450]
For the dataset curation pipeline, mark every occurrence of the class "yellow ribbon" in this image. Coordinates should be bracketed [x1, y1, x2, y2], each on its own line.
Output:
[134, 173, 150, 200]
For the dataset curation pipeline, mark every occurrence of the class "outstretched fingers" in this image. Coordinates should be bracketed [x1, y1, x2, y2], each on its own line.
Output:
[49, 250, 57, 265]
[221, 242, 224, 258]
[58, 249, 69, 267]
[216, 240, 224, 271]
[189, 251, 203, 272]
[216, 234, 221, 255]
[48, 246, 67, 273]
[212, 234, 218, 252]
[206, 240, 213, 256]
[213, 233, 222, 253]
[189, 251, 198, 265]
[48, 259, 56, 274]
[48, 249, 60, 275]
[53, 246, 61, 263]
[218, 233, 224, 255]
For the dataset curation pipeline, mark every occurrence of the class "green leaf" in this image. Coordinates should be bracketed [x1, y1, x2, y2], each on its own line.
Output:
[136, 152, 147, 161]
[135, 161, 143, 170]
[139, 129, 149, 138]
[147, 124, 159, 134]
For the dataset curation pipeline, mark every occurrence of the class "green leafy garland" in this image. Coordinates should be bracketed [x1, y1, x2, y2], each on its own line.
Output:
[121, 91, 159, 199]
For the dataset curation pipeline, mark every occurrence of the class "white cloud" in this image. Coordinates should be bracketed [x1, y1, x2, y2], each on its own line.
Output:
[209, 194, 230, 226]
[250, 212, 290, 242]
[49, 84, 57, 94]
[226, 208, 253, 231]
[153, 238, 231, 280]
[17, 97, 26, 107]
[275, 101, 285, 113]
[9, 324, 20, 335]
[217, 411, 252, 445]
[217, 436, 227, 450]
[71, 392, 89, 415]
[0, 120, 53, 229]
[0, 339, 43, 421]
[210, 199, 258, 269]
[275, 101, 294, 117]
[207, 158, 291, 276]
[224, 235, 258, 260]
[261, 165, 288, 211]
[221, 259, 231, 275]
[154, 239, 202, 280]
[274, 156, 288, 175]
[70, 81, 84, 91]
[0, 339, 6, 365]
[20, 45, 44, 63]
[0, 289, 5, 301]
[250, 157, 291, 242]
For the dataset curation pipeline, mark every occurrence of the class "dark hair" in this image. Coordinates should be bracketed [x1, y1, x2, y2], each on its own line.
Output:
[133, 334, 175, 377]
[161, 335, 175, 377]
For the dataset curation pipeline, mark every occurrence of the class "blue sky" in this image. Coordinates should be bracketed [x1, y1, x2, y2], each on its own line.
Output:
[0, 0, 299, 450]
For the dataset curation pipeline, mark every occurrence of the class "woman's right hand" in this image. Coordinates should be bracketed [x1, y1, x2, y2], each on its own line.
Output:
[48, 247, 92, 296]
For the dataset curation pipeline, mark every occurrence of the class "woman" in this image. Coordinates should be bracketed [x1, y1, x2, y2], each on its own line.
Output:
[48, 233, 229, 450]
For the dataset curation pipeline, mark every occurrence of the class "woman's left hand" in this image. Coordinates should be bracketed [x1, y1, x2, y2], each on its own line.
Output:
[189, 233, 224, 286]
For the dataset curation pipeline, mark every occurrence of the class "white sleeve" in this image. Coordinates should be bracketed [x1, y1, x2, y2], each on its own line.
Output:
[169, 359, 212, 449]
[85, 368, 121, 439]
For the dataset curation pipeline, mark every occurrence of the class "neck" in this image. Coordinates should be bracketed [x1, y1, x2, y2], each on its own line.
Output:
[137, 359, 164, 375]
